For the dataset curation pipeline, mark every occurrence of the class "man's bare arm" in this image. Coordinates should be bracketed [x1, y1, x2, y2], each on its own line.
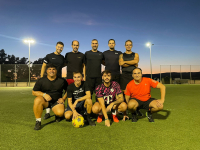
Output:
[32, 90, 44, 97]
[98, 97, 109, 119]
[40, 62, 47, 77]
[112, 93, 124, 105]
[68, 98, 76, 112]
[75, 91, 91, 103]
[125, 95, 131, 104]
[119, 54, 124, 66]
[123, 53, 139, 65]
[83, 64, 86, 81]
[156, 83, 166, 103]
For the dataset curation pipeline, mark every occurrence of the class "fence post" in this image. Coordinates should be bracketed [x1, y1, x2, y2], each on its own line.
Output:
[0, 64, 1, 86]
[160, 65, 161, 83]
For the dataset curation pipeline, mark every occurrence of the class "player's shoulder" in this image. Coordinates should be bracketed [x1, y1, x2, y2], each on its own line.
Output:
[46, 52, 54, 57]
[85, 50, 91, 54]
[95, 82, 104, 90]
[127, 79, 135, 86]
[115, 50, 122, 54]
[111, 81, 120, 87]
[103, 50, 110, 54]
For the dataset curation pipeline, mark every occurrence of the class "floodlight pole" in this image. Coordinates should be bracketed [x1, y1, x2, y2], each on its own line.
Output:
[24, 39, 34, 87]
[147, 43, 154, 79]
[29, 42, 30, 87]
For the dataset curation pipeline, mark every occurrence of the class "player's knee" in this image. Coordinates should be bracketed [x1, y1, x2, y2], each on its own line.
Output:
[86, 99, 92, 105]
[120, 102, 127, 112]
[34, 96, 44, 106]
[65, 112, 71, 120]
[128, 100, 137, 109]
[158, 105, 163, 111]
[54, 109, 64, 117]
[92, 105, 100, 114]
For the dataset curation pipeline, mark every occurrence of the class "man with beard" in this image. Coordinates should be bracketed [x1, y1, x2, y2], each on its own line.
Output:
[103, 39, 122, 83]
[92, 70, 127, 127]
[33, 64, 68, 130]
[65, 40, 85, 85]
[125, 68, 166, 122]
[40, 41, 65, 120]
[64, 71, 96, 126]
[84, 39, 104, 97]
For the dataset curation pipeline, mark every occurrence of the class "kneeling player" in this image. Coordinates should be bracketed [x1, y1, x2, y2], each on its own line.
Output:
[125, 68, 166, 122]
[64, 71, 96, 126]
[32, 64, 68, 130]
[92, 70, 127, 127]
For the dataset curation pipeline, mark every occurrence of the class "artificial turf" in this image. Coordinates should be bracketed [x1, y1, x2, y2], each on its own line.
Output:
[0, 85, 200, 150]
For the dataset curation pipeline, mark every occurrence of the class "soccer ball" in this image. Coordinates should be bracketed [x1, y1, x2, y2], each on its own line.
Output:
[72, 116, 84, 128]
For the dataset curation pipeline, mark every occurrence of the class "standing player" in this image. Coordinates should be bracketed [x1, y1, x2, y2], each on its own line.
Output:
[32, 64, 68, 130]
[65, 40, 85, 85]
[119, 40, 139, 91]
[64, 71, 96, 126]
[84, 39, 104, 96]
[92, 70, 127, 127]
[125, 68, 166, 122]
[41, 41, 65, 78]
[40, 41, 65, 119]
[103, 39, 122, 83]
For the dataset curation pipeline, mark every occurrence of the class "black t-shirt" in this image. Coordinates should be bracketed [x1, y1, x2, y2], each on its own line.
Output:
[43, 53, 65, 78]
[67, 81, 90, 104]
[33, 76, 68, 103]
[84, 50, 104, 78]
[103, 50, 122, 75]
[65, 52, 84, 79]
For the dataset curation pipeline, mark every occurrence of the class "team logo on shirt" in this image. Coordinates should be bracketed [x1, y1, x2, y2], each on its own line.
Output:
[110, 88, 114, 92]
[77, 57, 81, 58]
[52, 58, 56, 59]
[115, 53, 118, 54]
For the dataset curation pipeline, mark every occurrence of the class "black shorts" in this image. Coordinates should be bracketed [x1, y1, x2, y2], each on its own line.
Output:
[65, 101, 85, 114]
[131, 98, 156, 110]
[86, 76, 102, 94]
[111, 74, 120, 84]
[120, 73, 133, 90]
[45, 100, 62, 110]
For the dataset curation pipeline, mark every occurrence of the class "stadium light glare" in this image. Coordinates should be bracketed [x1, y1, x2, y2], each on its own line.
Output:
[145, 42, 154, 79]
[23, 39, 35, 87]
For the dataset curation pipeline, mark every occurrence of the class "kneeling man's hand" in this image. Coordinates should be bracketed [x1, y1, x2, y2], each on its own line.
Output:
[72, 111, 82, 120]
[156, 99, 164, 108]
[105, 119, 110, 127]
[106, 103, 114, 112]
[57, 98, 64, 104]
[44, 94, 52, 101]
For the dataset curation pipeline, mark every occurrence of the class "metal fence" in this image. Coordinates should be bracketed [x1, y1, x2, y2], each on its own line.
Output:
[160, 65, 200, 84]
[0, 64, 42, 86]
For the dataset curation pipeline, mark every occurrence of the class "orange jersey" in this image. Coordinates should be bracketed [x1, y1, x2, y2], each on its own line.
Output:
[124, 77, 159, 101]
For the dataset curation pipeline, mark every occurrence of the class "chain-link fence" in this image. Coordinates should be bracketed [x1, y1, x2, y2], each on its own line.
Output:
[160, 65, 200, 84]
[0, 64, 42, 86]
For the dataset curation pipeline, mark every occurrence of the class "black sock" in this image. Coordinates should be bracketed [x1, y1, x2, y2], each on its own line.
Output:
[132, 111, 137, 116]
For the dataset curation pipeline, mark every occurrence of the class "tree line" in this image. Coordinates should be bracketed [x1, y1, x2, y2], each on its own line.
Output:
[0, 49, 44, 82]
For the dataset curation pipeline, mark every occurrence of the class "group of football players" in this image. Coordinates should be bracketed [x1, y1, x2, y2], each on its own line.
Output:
[32, 39, 166, 130]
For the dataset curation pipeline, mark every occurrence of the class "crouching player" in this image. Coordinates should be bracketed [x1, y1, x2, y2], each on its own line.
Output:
[64, 71, 96, 126]
[92, 70, 127, 127]
[32, 64, 68, 130]
[125, 68, 166, 122]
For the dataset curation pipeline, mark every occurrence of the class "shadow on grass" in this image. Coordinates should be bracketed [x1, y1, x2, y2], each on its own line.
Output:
[116, 109, 171, 121]
[152, 109, 171, 120]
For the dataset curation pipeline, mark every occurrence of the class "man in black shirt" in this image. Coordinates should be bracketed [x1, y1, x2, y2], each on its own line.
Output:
[103, 39, 122, 83]
[65, 40, 85, 85]
[41, 41, 65, 78]
[32, 64, 68, 130]
[119, 40, 139, 91]
[41, 41, 65, 119]
[84, 39, 104, 96]
[64, 71, 96, 126]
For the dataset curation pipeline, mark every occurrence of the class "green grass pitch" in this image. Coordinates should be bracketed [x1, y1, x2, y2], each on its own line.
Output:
[0, 85, 200, 150]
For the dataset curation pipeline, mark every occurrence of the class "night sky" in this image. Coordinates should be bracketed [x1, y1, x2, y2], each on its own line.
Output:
[0, 0, 200, 74]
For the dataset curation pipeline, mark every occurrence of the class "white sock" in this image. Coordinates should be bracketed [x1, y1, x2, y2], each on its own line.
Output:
[112, 110, 117, 115]
[36, 118, 41, 122]
[46, 108, 50, 114]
